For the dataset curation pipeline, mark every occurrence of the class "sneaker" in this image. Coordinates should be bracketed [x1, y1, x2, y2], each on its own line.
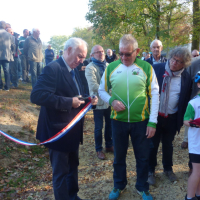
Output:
[137, 190, 153, 200]
[3, 89, 9, 91]
[164, 170, 177, 182]
[147, 172, 156, 185]
[109, 188, 121, 200]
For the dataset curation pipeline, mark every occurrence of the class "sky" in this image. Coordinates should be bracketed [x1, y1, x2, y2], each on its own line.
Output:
[1, 0, 91, 43]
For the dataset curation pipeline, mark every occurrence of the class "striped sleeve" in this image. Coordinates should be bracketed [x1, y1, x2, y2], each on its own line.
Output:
[147, 66, 159, 127]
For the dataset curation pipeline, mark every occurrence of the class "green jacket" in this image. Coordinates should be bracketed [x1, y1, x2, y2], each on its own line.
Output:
[98, 58, 159, 128]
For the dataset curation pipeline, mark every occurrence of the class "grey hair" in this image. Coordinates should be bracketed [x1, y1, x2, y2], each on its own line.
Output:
[168, 47, 191, 68]
[0, 21, 6, 29]
[90, 45, 102, 54]
[119, 34, 138, 49]
[150, 39, 163, 48]
[32, 28, 39, 34]
[64, 37, 88, 52]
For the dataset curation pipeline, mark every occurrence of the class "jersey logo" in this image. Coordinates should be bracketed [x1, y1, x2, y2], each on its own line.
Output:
[132, 68, 140, 75]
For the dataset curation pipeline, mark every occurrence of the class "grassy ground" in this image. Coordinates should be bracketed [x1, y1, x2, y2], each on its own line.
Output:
[0, 80, 190, 200]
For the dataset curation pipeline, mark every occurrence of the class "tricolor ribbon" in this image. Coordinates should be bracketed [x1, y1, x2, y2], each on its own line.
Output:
[0, 101, 92, 146]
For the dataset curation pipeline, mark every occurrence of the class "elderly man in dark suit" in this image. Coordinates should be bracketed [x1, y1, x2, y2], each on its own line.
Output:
[31, 37, 98, 200]
[148, 47, 192, 186]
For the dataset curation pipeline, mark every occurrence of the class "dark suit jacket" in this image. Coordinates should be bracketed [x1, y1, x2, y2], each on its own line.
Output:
[146, 55, 167, 65]
[153, 62, 192, 133]
[31, 57, 87, 152]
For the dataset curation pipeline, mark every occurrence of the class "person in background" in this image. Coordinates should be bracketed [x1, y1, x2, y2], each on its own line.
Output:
[19, 29, 30, 83]
[23, 28, 43, 88]
[145, 52, 151, 60]
[45, 44, 54, 65]
[191, 49, 199, 58]
[7, 27, 18, 88]
[146, 39, 167, 65]
[148, 47, 192, 186]
[56, 50, 63, 59]
[85, 45, 113, 160]
[0, 21, 14, 91]
[105, 49, 116, 63]
[141, 52, 146, 60]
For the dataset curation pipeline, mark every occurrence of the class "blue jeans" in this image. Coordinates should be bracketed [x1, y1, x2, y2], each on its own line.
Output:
[93, 107, 112, 152]
[29, 61, 42, 88]
[20, 54, 30, 82]
[18, 57, 22, 79]
[149, 113, 177, 172]
[49, 148, 81, 200]
[0, 60, 10, 90]
[112, 119, 149, 192]
[10, 58, 19, 87]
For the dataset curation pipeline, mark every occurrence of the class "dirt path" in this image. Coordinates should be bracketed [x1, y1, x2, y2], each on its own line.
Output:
[0, 84, 189, 200]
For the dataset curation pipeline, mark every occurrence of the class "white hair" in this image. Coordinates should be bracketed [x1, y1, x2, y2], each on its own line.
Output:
[64, 37, 88, 52]
[119, 34, 138, 50]
[32, 28, 39, 34]
[150, 39, 163, 48]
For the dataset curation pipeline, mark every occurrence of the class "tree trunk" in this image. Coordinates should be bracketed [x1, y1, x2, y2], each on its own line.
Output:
[156, 0, 161, 39]
[192, 0, 200, 50]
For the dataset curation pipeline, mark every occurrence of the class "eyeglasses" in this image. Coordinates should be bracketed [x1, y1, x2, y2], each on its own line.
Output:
[119, 49, 137, 57]
[171, 57, 184, 65]
[93, 51, 104, 54]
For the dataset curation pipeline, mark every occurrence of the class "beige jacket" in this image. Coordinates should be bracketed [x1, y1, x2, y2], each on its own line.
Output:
[85, 61, 109, 110]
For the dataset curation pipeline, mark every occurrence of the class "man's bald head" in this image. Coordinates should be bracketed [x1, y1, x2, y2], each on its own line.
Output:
[191, 49, 199, 58]
[107, 49, 113, 57]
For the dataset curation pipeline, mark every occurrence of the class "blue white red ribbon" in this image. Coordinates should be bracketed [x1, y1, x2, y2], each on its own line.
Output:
[0, 101, 92, 146]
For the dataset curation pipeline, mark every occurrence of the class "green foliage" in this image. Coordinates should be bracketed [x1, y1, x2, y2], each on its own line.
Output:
[86, 0, 192, 52]
[48, 35, 70, 55]
[71, 27, 96, 57]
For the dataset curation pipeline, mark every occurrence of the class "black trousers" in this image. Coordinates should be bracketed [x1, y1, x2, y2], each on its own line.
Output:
[149, 113, 177, 172]
[49, 148, 81, 200]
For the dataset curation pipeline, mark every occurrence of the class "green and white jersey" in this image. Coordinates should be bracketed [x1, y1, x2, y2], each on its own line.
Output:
[98, 58, 159, 128]
[184, 94, 200, 154]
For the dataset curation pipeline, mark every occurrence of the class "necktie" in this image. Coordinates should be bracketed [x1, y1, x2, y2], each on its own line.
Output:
[70, 70, 79, 93]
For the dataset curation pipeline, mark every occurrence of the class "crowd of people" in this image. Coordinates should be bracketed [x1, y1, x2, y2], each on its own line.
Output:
[0, 21, 57, 90]
[1, 20, 200, 200]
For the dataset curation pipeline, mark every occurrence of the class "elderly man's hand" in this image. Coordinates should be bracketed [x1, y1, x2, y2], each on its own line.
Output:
[72, 97, 85, 108]
[91, 96, 98, 105]
[112, 100, 126, 112]
[146, 126, 156, 138]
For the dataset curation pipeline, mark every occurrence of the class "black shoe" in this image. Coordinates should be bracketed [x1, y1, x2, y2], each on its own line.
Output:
[185, 194, 198, 200]
[196, 195, 200, 200]
[164, 170, 177, 182]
